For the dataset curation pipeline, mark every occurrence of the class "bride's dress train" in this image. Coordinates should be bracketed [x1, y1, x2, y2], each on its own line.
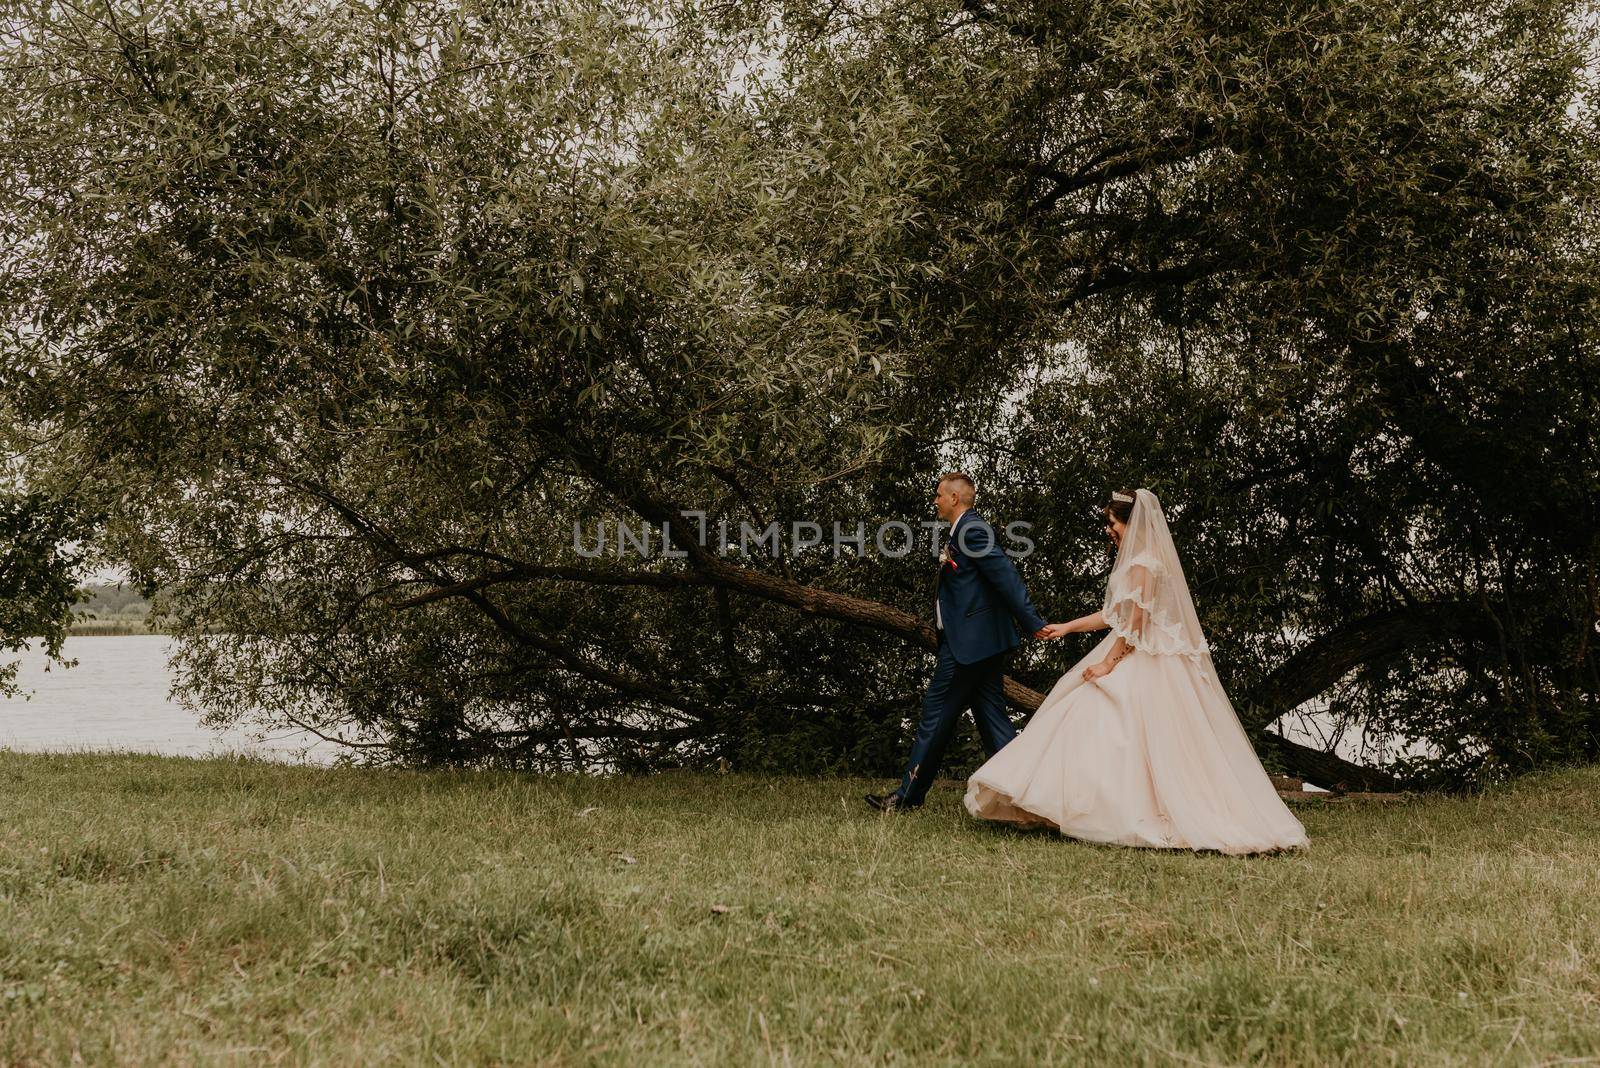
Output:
[965, 490, 1308, 856]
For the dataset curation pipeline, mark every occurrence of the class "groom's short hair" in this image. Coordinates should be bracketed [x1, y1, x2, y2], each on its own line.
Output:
[938, 471, 976, 506]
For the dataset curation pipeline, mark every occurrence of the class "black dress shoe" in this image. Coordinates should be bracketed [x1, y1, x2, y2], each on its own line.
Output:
[865, 792, 915, 813]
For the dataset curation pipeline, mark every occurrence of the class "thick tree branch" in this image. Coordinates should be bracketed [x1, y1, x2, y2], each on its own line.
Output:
[391, 564, 711, 608]
[1244, 602, 1492, 718]
[1235, 602, 1500, 790]
[1015, 122, 1222, 214]
[1260, 732, 1397, 794]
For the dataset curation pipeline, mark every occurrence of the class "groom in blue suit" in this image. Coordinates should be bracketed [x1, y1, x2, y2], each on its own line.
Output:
[866, 472, 1049, 813]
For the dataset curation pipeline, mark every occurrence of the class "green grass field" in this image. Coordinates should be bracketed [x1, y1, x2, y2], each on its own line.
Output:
[1, 750, 1597, 1065]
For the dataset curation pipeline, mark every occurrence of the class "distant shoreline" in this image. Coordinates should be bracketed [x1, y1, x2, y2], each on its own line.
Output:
[65, 622, 170, 637]
[66, 583, 164, 636]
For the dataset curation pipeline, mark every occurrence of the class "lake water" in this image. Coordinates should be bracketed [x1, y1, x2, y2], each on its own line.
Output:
[1, 636, 344, 763]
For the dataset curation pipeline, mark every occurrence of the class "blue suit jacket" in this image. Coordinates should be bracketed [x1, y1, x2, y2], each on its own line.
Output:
[935, 510, 1048, 665]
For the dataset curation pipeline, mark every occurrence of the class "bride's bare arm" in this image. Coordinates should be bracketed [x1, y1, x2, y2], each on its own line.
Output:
[1069, 611, 1107, 633]
[1039, 611, 1106, 638]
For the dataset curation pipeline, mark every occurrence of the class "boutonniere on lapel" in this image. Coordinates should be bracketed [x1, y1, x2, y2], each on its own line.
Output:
[940, 544, 959, 571]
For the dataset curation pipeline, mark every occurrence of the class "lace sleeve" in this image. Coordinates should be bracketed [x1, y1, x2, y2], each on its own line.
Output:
[1102, 554, 1209, 657]
[1103, 560, 1157, 648]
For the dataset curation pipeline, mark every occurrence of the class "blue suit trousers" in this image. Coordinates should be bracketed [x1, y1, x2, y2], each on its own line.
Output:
[894, 629, 1016, 806]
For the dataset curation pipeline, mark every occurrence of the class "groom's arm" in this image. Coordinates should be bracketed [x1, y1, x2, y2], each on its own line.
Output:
[961, 520, 1048, 635]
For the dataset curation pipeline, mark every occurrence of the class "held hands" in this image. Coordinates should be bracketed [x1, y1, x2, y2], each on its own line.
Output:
[1036, 622, 1074, 640]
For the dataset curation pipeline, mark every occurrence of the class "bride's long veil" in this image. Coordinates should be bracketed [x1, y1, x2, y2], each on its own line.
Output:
[1102, 489, 1211, 660]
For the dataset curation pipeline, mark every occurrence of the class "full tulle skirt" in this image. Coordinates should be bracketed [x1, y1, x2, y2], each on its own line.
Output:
[964, 636, 1308, 855]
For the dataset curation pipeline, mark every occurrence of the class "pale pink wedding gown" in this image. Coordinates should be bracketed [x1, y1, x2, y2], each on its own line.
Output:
[964, 490, 1308, 856]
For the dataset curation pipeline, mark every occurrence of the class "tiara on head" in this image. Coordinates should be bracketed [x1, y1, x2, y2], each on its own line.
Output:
[1111, 491, 1135, 503]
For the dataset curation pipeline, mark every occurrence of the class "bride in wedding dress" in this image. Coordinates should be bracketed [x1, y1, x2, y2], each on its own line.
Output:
[964, 488, 1309, 855]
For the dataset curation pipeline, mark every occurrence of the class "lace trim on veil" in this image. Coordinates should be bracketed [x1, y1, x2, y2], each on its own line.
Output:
[1102, 592, 1212, 658]
[1103, 552, 1211, 659]
[1114, 551, 1167, 578]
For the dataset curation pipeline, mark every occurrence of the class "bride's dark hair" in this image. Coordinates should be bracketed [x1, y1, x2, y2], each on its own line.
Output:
[1106, 489, 1136, 524]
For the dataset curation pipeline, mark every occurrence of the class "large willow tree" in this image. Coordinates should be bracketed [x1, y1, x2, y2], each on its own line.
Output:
[2, 0, 1595, 787]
